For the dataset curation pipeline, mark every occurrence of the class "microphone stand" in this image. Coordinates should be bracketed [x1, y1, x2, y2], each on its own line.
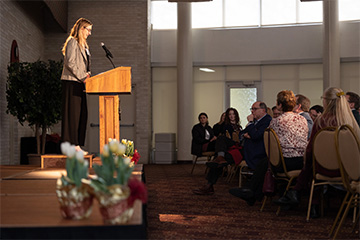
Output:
[106, 54, 116, 69]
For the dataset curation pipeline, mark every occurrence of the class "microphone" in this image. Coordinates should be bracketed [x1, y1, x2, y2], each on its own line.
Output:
[100, 42, 113, 58]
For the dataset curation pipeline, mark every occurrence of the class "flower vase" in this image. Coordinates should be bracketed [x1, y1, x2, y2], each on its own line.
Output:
[56, 179, 93, 220]
[95, 184, 134, 225]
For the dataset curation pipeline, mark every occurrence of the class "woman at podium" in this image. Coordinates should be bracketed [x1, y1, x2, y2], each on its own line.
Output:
[60, 18, 92, 154]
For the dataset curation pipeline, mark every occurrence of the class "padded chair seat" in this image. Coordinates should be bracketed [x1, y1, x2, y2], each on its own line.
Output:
[315, 173, 342, 182]
[277, 169, 301, 178]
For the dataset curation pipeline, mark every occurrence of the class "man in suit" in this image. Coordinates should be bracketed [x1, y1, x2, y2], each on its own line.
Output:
[193, 101, 271, 195]
[346, 92, 360, 127]
[241, 101, 272, 170]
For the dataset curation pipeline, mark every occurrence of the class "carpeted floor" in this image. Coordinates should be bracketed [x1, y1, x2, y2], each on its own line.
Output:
[144, 164, 358, 240]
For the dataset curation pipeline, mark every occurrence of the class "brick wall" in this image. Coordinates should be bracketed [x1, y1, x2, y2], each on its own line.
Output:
[0, 0, 151, 164]
[0, 1, 46, 165]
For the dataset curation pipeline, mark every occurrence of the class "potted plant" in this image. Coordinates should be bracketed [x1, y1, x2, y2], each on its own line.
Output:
[6, 60, 63, 161]
[88, 138, 147, 224]
[56, 142, 93, 220]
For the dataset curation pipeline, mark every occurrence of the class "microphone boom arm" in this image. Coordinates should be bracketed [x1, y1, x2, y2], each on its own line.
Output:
[106, 54, 116, 69]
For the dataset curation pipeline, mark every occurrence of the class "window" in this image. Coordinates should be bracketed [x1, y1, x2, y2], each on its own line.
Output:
[224, 0, 259, 27]
[151, 1, 177, 29]
[261, 0, 296, 25]
[339, 0, 360, 21]
[298, 1, 322, 23]
[151, 0, 359, 30]
[192, 0, 222, 28]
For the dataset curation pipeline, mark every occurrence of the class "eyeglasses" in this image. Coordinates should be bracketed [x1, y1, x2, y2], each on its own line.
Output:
[250, 107, 260, 111]
[84, 27, 92, 33]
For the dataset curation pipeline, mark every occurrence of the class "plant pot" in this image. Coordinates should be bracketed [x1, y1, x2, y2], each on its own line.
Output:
[95, 184, 134, 224]
[56, 179, 93, 220]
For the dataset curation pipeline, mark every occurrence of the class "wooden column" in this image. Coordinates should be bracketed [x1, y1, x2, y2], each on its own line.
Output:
[99, 95, 120, 153]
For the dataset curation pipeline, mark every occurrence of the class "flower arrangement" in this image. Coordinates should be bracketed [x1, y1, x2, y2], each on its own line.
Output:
[55, 139, 146, 224]
[89, 138, 134, 193]
[88, 138, 147, 224]
[56, 142, 92, 220]
[121, 139, 141, 165]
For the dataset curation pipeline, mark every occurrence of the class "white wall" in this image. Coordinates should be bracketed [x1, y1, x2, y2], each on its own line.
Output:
[151, 22, 360, 153]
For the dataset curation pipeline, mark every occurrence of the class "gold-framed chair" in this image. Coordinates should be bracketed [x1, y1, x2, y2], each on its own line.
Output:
[329, 125, 360, 239]
[191, 151, 215, 174]
[261, 128, 301, 214]
[306, 126, 343, 222]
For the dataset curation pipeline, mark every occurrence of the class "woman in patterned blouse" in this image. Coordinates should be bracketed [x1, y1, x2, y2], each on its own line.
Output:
[270, 90, 308, 172]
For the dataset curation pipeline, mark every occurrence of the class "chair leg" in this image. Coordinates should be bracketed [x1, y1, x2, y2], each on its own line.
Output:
[306, 179, 315, 222]
[260, 196, 267, 212]
[204, 156, 210, 174]
[329, 191, 350, 237]
[239, 165, 243, 187]
[333, 194, 355, 239]
[276, 206, 281, 216]
[351, 208, 359, 234]
[191, 157, 198, 174]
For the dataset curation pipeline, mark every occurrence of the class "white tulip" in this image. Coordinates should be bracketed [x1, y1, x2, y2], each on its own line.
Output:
[75, 150, 84, 162]
[103, 145, 110, 157]
[109, 139, 119, 153]
[123, 157, 131, 165]
[117, 143, 126, 156]
[60, 142, 71, 156]
[67, 145, 76, 158]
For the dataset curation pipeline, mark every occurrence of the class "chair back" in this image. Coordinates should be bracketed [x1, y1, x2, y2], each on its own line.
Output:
[313, 127, 338, 171]
[264, 128, 283, 169]
[336, 125, 360, 182]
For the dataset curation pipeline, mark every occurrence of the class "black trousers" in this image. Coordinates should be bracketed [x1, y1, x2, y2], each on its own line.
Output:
[215, 135, 236, 153]
[206, 152, 235, 185]
[61, 81, 87, 146]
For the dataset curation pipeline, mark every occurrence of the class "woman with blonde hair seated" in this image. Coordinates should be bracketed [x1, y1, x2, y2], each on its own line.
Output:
[275, 87, 360, 217]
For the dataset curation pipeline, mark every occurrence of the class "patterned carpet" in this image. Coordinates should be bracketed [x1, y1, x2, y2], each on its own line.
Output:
[144, 164, 358, 240]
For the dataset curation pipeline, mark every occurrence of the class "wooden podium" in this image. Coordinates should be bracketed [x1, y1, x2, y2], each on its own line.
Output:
[86, 67, 131, 153]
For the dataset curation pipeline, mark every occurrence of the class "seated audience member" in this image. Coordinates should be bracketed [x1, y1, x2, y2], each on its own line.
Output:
[272, 106, 282, 118]
[309, 105, 323, 122]
[191, 112, 217, 157]
[242, 101, 272, 170]
[346, 91, 360, 126]
[229, 90, 308, 206]
[213, 112, 226, 137]
[275, 87, 360, 218]
[294, 94, 313, 139]
[192, 108, 242, 195]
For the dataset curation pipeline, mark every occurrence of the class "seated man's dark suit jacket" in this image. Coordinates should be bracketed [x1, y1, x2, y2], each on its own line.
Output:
[241, 114, 272, 170]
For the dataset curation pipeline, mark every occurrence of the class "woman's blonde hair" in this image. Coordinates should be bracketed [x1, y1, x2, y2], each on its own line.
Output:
[320, 87, 360, 136]
[62, 18, 92, 55]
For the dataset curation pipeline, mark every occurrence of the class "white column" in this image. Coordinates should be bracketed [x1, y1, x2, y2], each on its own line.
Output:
[177, 3, 193, 161]
[323, 0, 340, 89]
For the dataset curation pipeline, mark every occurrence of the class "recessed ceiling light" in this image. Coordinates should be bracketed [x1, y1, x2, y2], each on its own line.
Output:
[199, 68, 215, 72]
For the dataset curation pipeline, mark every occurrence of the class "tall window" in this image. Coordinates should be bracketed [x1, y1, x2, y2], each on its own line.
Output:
[339, 0, 360, 21]
[224, 0, 259, 27]
[151, 1, 177, 29]
[151, 0, 360, 30]
[192, 0, 222, 28]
